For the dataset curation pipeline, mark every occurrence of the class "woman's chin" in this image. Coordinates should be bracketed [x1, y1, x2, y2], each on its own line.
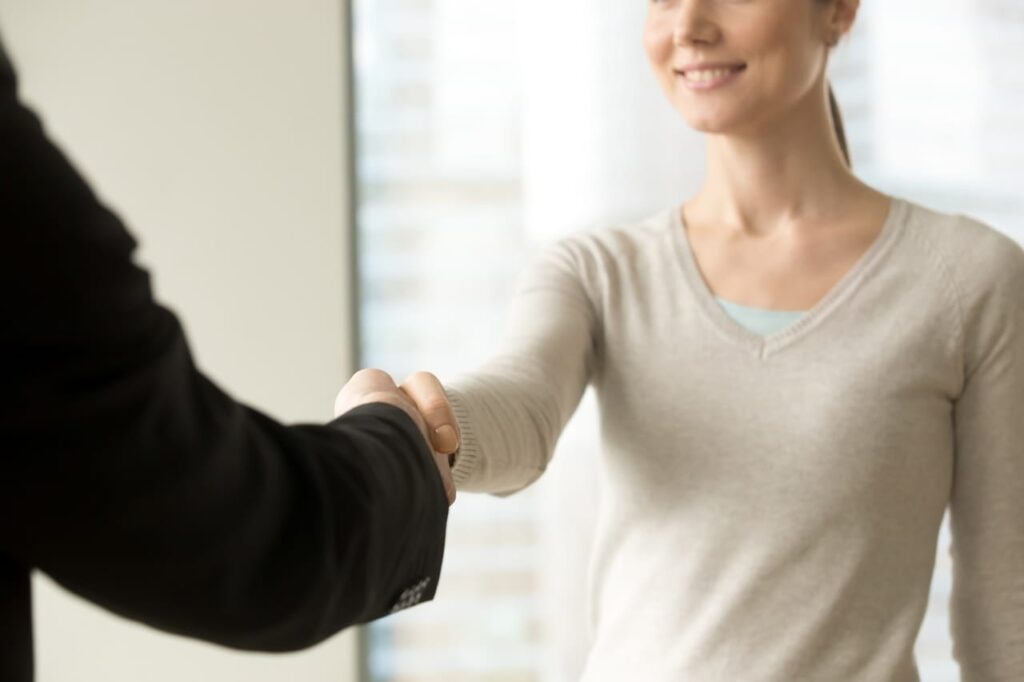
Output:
[680, 114, 741, 136]
[671, 101, 747, 135]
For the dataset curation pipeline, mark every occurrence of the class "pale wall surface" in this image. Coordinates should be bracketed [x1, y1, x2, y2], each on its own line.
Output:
[0, 1, 358, 680]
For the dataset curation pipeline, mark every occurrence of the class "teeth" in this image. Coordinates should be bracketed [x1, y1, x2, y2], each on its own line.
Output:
[683, 67, 738, 82]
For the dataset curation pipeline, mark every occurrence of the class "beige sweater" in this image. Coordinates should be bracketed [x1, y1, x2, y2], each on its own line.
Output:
[445, 196, 1024, 681]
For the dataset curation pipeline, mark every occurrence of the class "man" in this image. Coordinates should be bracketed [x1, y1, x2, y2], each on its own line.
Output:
[0, 39, 457, 681]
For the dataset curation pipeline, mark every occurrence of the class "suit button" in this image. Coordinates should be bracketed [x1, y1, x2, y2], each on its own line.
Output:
[390, 576, 432, 613]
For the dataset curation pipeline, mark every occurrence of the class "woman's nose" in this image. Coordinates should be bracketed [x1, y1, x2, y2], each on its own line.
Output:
[672, 0, 720, 47]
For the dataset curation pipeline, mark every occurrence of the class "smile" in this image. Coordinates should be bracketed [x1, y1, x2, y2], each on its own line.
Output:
[675, 64, 746, 91]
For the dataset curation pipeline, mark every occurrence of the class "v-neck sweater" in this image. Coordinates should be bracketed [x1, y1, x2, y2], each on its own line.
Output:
[443, 196, 1024, 681]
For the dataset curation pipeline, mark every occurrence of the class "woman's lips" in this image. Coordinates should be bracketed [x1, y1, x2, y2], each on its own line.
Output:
[675, 64, 747, 91]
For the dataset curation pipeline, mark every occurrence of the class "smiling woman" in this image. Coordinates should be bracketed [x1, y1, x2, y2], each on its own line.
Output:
[643, 0, 854, 169]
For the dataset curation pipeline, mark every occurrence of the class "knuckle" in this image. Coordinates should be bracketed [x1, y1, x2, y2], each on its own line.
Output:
[355, 367, 393, 383]
[405, 370, 439, 389]
[366, 390, 407, 408]
[421, 396, 451, 415]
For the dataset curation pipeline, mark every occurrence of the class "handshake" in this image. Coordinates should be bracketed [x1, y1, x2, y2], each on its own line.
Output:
[335, 369, 459, 506]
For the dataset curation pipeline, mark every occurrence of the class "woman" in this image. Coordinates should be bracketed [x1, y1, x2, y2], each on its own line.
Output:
[344, 0, 1024, 678]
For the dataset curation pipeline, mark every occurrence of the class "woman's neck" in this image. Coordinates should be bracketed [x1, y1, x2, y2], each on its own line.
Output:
[690, 88, 874, 239]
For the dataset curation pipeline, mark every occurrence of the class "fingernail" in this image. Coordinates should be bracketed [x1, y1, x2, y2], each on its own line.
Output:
[434, 424, 459, 454]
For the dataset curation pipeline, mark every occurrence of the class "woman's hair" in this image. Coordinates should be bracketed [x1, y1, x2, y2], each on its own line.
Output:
[819, 0, 851, 167]
[828, 84, 850, 168]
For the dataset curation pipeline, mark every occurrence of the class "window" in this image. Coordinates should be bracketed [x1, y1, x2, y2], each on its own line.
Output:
[353, 1, 1023, 680]
[354, 0, 537, 679]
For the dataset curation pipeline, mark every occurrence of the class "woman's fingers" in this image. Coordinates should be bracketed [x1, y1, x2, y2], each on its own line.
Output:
[400, 371, 461, 456]
[400, 371, 459, 506]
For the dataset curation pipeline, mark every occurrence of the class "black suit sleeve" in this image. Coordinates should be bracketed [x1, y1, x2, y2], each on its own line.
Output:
[0, 38, 448, 667]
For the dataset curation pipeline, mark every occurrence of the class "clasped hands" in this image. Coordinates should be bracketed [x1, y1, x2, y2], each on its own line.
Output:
[335, 369, 459, 506]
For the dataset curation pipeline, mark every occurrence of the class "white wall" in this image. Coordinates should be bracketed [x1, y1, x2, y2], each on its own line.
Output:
[0, 1, 358, 680]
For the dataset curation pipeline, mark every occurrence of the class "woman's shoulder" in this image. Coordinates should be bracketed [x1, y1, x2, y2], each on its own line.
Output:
[902, 198, 1021, 261]
[537, 208, 677, 272]
[901, 197, 1024, 311]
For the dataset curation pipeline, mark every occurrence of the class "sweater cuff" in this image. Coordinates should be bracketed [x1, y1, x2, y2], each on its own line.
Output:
[444, 387, 480, 488]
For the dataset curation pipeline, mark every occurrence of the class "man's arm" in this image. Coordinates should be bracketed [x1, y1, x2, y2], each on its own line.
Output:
[0, 41, 447, 651]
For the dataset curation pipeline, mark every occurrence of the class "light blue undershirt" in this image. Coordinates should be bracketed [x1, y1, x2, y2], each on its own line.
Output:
[715, 297, 808, 337]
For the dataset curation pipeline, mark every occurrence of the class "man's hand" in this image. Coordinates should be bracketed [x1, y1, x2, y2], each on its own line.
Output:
[335, 369, 458, 505]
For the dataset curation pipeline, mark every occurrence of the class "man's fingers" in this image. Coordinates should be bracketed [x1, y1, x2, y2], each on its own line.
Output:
[335, 369, 429, 438]
[334, 368, 398, 416]
[400, 371, 460, 455]
[334, 368, 455, 506]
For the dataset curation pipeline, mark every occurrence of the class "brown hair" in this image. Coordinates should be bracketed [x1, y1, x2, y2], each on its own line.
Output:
[819, 0, 851, 167]
[828, 84, 850, 167]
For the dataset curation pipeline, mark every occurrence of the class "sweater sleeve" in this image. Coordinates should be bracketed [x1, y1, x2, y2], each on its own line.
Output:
[948, 234, 1024, 681]
[443, 238, 600, 496]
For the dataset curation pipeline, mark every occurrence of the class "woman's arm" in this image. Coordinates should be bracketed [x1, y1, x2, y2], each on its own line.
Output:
[434, 239, 601, 496]
[948, 236, 1024, 680]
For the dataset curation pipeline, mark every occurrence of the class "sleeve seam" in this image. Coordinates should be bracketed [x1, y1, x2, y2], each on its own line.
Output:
[916, 223, 969, 391]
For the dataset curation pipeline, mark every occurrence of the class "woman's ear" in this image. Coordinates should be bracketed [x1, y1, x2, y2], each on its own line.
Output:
[824, 0, 860, 46]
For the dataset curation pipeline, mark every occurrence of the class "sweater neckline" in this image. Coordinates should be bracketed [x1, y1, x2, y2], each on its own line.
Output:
[669, 195, 908, 359]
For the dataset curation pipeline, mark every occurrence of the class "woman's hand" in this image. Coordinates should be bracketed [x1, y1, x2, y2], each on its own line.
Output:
[399, 371, 461, 466]
[334, 368, 459, 505]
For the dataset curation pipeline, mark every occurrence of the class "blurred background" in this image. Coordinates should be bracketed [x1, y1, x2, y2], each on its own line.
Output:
[2, 0, 1022, 680]
[353, 0, 1023, 681]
